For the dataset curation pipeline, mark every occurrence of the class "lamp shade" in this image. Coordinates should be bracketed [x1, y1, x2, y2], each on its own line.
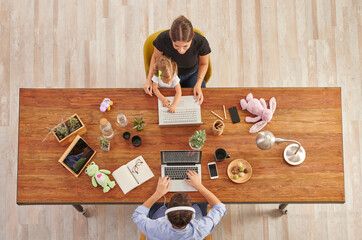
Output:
[256, 131, 276, 150]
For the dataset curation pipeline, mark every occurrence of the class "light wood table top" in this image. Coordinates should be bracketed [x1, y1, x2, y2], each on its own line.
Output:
[17, 88, 344, 204]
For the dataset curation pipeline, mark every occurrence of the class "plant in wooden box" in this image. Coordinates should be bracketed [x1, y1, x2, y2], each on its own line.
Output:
[133, 116, 145, 131]
[51, 114, 87, 146]
[68, 115, 82, 132]
[99, 136, 110, 151]
[189, 130, 206, 150]
[54, 121, 69, 140]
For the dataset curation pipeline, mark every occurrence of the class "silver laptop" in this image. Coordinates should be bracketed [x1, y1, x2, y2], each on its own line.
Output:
[160, 150, 202, 192]
[158, 95, 203, 126]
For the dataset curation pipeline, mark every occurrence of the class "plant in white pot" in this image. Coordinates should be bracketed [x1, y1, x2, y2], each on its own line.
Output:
[99, 136, 111, 151]
[189, 130, 206, 150]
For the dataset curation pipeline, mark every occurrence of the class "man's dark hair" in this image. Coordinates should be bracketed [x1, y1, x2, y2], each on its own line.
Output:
[167, 193, 193, 228]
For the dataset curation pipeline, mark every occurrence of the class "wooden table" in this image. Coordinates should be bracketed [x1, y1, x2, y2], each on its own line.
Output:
[17, 88, 344, 214]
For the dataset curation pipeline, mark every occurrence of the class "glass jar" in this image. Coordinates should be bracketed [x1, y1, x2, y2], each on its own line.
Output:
[117, 113, 128, 127]
[100, 118, 114, 139]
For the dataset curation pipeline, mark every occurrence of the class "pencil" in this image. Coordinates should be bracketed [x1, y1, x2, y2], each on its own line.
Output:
[223, 105, 227, 119]
[211, 111, 224, 121]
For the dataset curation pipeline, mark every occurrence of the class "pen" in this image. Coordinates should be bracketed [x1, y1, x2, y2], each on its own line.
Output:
[211, 111, 224, 121]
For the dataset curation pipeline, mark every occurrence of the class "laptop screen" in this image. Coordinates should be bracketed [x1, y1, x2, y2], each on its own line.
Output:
[161, 150, 202, 164]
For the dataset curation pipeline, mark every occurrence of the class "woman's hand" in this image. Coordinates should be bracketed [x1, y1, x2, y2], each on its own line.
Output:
[154, 176, 170, 197]
[184, 170, 203, 191]
[162, 97, 171, 107]
[144, 81, 153, 96]
[193, 84, 204, 105]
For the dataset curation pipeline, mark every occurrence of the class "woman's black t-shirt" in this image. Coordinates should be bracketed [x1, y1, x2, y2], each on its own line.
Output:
[153, 30, 211, 75]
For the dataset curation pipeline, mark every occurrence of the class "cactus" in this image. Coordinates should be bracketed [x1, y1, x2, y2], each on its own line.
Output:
[68, 116, 81, 132]
[54, 121, 69, 140]
[133, 116, 145, 131]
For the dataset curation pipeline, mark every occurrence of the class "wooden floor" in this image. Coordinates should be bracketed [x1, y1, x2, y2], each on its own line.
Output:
[1, 0, 361, 239]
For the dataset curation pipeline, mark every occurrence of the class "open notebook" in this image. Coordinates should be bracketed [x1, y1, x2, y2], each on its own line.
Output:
[112, 156, 154, 194]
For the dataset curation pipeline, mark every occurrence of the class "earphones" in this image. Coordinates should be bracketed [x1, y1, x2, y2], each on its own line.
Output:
[165, 206, 196, 221]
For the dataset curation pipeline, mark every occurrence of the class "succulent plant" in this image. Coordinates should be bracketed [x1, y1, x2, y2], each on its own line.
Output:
[68, 116, 81, 132]
[133, 116, 145, 131]
[99, 136, 110, 149]
[189, 130, 206, 149]
[54, 121, 69, 140]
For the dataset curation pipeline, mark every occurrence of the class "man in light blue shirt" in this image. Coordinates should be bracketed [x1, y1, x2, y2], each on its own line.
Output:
[132, 170, 226, 240]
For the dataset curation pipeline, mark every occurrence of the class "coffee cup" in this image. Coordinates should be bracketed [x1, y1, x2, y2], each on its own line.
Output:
[214, 148, 230, 162]
[131, 135, 142, 147]
[123, 132, 131, 140]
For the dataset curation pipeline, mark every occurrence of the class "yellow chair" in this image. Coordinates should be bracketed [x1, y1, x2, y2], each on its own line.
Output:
[143, 28, 212, 85]
[139, 205, 212, 240]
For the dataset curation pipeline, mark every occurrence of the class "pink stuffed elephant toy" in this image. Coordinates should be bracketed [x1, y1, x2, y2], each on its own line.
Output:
[240, 93, 276, 133]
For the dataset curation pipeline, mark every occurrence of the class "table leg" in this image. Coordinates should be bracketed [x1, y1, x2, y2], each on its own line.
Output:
[278, 203, 288, 215]
[73, 205, 87, 217]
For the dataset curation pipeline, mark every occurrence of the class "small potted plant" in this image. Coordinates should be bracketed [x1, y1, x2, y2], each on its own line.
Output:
[189, 130, 206, 150]
[68, 115, 82, 132]
[99, 136, 110, 151]
[51, 114, 87, 146]
[53, 121, 69, 140]
[133, 116, 145, 131]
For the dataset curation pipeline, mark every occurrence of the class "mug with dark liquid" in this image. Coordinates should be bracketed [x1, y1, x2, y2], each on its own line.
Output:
[214, 148, 230, 162]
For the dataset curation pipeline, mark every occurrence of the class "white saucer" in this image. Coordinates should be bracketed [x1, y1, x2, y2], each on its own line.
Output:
[283, 144, 306, 165]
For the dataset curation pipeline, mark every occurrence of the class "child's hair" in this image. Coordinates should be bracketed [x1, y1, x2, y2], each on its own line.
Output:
[170, 15, 194, 42]
[153, 55, 178, 83]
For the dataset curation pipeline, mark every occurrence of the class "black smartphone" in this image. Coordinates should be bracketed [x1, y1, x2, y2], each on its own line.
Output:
[228, 106, 240, 123]
[208, 162, 219, 179]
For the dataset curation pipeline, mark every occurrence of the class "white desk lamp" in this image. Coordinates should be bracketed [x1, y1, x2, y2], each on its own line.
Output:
[255, 131, 306, 165]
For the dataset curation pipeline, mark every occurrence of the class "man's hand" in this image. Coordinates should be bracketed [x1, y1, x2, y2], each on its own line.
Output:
[184, 170, 203, 190]
[193, 84, 204, 105]
[142, 176, 170, 208]
[144, 81, 153, 96]
[154, 176, 170, 198]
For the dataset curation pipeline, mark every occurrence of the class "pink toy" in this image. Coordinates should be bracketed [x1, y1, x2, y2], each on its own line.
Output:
[100, 98, 113, 112]
[240, 93, 276, 133]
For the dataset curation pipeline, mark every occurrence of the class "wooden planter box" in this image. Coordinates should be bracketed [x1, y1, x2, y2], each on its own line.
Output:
[58, 135, 96, 177]
[52, 114, 87, 146]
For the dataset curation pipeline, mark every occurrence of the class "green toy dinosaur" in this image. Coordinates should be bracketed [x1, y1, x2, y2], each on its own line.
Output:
[85, 162, 116, 193]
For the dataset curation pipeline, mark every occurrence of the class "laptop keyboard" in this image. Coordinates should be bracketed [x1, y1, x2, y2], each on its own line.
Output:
[164, 166, 199, 180]
[162, 151, 201, 164]
[161, 109, 198, 124]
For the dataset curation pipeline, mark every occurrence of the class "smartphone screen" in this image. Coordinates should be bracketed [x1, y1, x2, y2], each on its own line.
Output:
[208, 162, 219, 179]
[228, 106, 240, 123]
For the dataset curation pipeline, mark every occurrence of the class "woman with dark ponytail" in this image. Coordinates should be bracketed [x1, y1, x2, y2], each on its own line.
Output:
[144, 15, 211, 104]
